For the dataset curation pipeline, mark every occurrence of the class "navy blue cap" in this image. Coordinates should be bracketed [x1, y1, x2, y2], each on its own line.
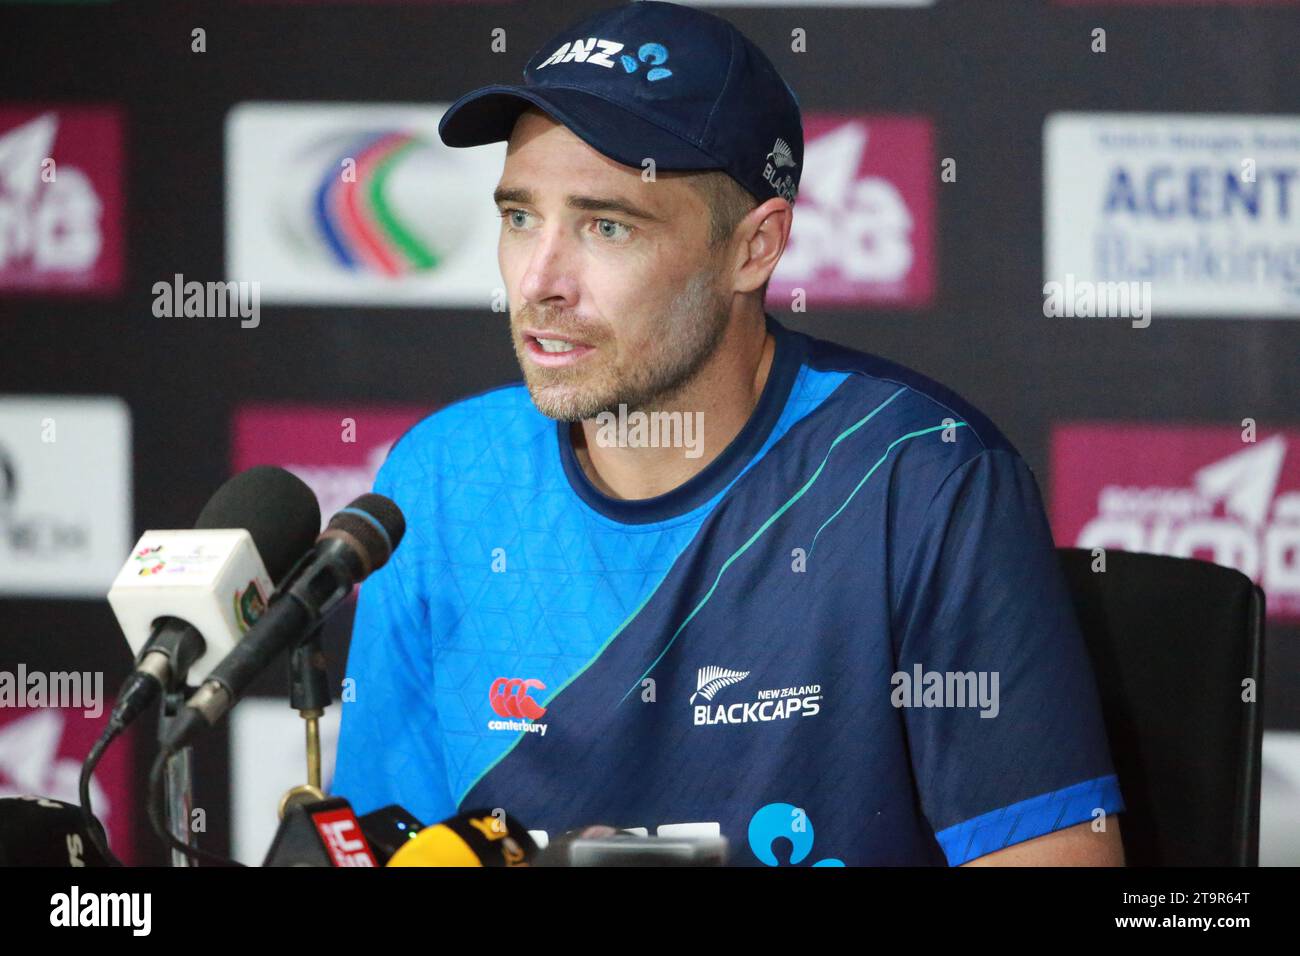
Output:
[437, 0, 802, 206]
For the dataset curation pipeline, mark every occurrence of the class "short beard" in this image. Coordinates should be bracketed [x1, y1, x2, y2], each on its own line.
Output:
[516, 266, 731, 423]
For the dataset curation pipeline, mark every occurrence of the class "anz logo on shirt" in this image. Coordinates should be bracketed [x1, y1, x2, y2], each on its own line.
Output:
[748, 803, 845, 867]
[535, 38, 674, 82]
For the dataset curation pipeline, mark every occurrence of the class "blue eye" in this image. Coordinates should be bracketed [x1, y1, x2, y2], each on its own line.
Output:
[595, 219, 632, 240]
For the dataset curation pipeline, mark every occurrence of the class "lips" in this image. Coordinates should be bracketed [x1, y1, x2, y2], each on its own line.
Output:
[522, 329, 596, 367]
[524, 328, 591, 347]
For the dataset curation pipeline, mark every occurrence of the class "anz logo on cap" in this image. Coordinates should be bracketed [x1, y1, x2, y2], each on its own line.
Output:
[535, 38, 674, 82]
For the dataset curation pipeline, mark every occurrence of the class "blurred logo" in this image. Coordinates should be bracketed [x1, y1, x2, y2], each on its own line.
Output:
[772, 115, 935, 307]
[1051, 425, 1300, 621]
[231, 404, 428, 526]
[691, 0, 932, 6]
[1045, 113, 1300, 317]
[1056, 0, 1292, 5]
[233, 579, 269, 631]
[226, 103, 504, 305]
[0, 397, 131, 598]
[0, 108, 123, 294]
[285, 130, 444, 277]
[133, 545, 164, 576]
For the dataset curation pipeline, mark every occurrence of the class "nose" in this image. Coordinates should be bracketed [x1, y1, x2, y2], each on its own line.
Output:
[515, 222, 580, 309]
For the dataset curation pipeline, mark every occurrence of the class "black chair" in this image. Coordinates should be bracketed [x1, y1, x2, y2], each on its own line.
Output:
[1056, 547, 1265, 866]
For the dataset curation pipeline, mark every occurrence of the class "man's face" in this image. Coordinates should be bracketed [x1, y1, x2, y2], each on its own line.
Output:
[495, 107, 733, 421]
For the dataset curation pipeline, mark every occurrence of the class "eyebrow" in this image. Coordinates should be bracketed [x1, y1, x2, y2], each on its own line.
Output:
[493, 185, 664, 223]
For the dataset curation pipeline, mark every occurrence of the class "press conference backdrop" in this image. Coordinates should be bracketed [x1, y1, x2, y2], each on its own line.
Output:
[1, 0, 1298, 866]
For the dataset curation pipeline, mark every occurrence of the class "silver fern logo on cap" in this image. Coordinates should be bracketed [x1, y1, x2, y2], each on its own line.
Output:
[690, 666, 750, 705]
[766, 138, 797, 170]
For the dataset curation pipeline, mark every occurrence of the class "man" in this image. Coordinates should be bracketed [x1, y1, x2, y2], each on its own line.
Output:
[332, 0, 1125, 866]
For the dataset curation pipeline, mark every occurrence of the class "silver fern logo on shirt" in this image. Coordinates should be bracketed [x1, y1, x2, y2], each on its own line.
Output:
[691, 665, 822, 726]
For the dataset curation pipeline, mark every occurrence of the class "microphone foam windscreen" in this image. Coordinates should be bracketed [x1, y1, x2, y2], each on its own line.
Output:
[196, 465, 322, 582]
[329, 493, 406, 575]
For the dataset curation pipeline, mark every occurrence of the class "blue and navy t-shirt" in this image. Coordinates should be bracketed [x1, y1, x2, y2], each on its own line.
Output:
[332, 314, 1125, 866]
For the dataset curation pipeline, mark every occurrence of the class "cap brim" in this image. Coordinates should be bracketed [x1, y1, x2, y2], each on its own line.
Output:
[438, 84, 724, 173]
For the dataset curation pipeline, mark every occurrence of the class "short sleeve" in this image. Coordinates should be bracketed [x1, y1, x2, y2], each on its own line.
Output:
[891, 447, 1125, 865]
[330, 452, 456, 826]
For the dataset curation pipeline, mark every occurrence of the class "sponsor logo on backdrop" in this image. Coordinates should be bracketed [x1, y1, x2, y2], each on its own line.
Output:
[0, 397, 131, 598]
[1056, 0, 1297, 5]
[1051, 425, 1300, 621]
[0, 707, 135, 864]
[237, 0, 520, 4]
[231, 405, 428, 524]
[771, 115, 935, 308]
[1044, 113, 1300, 317]
[695, 1, 931, 6]
[0, 108, 123, 295]
[225, 102, 505, 306]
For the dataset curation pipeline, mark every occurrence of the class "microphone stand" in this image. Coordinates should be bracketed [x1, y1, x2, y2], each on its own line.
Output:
[277, 629, 331, 820]
[158, 688, 196, 867]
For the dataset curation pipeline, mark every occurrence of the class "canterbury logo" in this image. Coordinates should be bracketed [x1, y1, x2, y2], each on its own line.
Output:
[690, 666, 750, 705]
[489, 677, 547, 720]
[766, 138, 797, 170]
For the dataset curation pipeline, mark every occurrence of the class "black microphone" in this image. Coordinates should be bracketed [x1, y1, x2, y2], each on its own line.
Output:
[357, 804, 426, 865]
[262, 798, 379, 867]
[161, 493, 405, 753]
[107, 466, 321, 732]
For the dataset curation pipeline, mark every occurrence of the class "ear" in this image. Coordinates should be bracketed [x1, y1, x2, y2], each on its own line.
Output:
[732, 199, 793, 295]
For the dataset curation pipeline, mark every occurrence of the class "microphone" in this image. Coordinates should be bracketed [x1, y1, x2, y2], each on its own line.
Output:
[161, 493, 405, 752]
[105, 466, 321, 731]
[386, 809, 537, 867]
[261, 799, 425, 866]
[0, 796, 113, 867]
[357, 804, 426, 865]
[263, 797, 380, 867]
